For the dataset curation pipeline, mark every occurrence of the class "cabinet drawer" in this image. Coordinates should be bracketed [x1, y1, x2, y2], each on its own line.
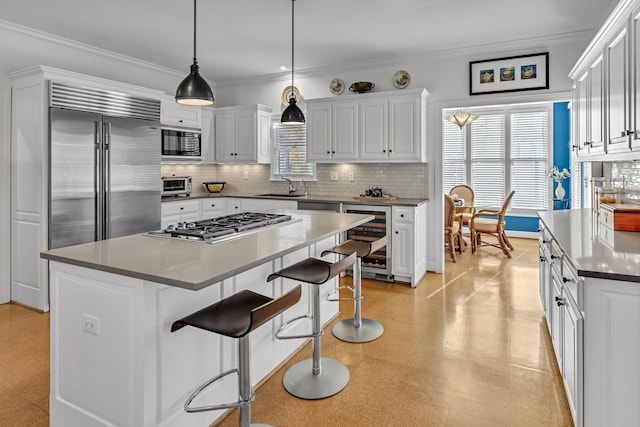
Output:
[162, 200, 199, 216]
[561, 257, 581, 309]
[392, 207, 413, 223]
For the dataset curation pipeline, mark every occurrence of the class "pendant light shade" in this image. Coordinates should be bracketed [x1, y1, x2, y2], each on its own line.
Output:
[446, 110, 478, 128]
[176, 0, 214, 106]
[281, 0, 305, 124]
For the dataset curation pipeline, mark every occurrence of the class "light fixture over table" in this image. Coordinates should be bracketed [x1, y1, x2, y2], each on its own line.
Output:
[446, 110, 478, 128]
[281, 0, 305, 124]
[175, 0, 214, 106]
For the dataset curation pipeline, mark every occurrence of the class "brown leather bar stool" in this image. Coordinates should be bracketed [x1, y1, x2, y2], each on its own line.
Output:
[321, 235, 387, 343]
[171, 286, 302, 427]
[267, 251, 357, 400]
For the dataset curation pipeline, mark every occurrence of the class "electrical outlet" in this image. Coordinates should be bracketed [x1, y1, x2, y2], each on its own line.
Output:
[349, 172, 355, 182]
[243, 170, 249, 180]
[82, 313, 101, 335]
[330, 171, 339, 181]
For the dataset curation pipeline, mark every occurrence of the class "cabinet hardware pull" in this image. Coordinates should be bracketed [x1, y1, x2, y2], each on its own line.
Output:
[539, 256, 546, 262]
[389, 149, 392, 152]
[395, 231, 398, 234]
[556, 299, 565, 306]
[542, 239, 549, 243]
[180, 207, 184, 210]
[562, 277, 574, 283]
[555, 296, 561, 302]
[550, 254, 558, 259]
[383, 149, 386, 153]
[626, 130, 634, 136]
[326, 151, 330, 154]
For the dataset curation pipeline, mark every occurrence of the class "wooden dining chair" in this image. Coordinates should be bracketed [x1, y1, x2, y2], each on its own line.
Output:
[470, 191, 516, 258]
[444, 194, 464, 262]
[449, 185, 475, 227]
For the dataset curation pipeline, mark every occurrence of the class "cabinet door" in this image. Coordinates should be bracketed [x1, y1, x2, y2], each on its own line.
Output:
[391, 221, 412, 277]
[570, 83, 581, 156]
[550, 276, 563, 369]
[632, 7, 640, 151]
[561, 293, 583, 427]
[607, 26, 631, 152]
[160, 99, 202, 128]
[588, 55, 605, 154]
[215, 113, 236, 162]
[332, 102, 359, 160]
[257, 111, 271, 163]
[234, 110, 257, 162]
[306, 102, 332, 161]
[200, 109, 215, 163]
[577, 72, 590, 156]
[389, 95, 422, 161]
[201, 199, 227, 219]
[359, 99, 388, 161]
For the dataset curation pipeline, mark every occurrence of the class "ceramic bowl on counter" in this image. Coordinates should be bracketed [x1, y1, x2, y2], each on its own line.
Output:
[202, 182, 226, 193]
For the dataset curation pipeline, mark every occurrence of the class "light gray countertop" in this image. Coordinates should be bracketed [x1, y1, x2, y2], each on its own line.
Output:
[40, 210, 374, 291]
[163, 192, 428, 207]
[538, 209, 640, 283]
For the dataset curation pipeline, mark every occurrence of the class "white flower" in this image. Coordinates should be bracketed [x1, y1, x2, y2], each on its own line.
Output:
[547, 166, 571, 182]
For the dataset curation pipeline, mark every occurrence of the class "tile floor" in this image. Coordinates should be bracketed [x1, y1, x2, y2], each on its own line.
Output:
[0, 237, 573, 427]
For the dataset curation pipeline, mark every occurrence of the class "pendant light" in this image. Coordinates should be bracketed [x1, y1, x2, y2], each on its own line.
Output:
[175, 0, 214, 106]
[446, 110, 478, 128]
[281, 0, 305, 124]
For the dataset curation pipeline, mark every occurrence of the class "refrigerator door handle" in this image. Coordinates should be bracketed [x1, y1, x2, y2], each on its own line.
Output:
[104, 121, 111, 239]
[95, 121, 103, 241]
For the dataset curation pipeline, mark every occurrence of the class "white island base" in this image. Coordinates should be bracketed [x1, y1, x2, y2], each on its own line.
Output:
[49, 236, 340, 427]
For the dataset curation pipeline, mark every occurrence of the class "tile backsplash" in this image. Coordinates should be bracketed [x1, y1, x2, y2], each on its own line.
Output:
[606, 161, 640, 205]
[161, 163, 429, 199]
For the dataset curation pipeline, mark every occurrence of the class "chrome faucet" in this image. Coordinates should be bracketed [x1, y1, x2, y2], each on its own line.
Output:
[282, 176, 295, 193]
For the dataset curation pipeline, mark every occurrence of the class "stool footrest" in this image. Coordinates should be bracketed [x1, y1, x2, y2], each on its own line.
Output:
[275, 314, 322, 340]
[185, 368, 255, 413]
[326, 285, 362, 302]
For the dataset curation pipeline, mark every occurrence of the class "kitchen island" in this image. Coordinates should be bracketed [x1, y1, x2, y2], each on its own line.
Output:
[537, 209, 640, 427]
[41, 210, 373, 427]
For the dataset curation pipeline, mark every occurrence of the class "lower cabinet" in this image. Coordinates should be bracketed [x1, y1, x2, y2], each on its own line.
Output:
[391, 204, 427, 287]
[160, 199, 200, 229]
[538, 220, 640, 427]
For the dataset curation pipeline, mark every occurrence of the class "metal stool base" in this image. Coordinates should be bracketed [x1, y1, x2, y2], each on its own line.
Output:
[332, 318, 384, 343]
[283, 358, 350, 400]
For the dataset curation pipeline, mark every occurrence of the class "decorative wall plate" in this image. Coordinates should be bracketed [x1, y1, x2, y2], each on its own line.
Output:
[392, 70, 411, 89]
[281, 85, 301, 106]
[330, 79, 345, 95]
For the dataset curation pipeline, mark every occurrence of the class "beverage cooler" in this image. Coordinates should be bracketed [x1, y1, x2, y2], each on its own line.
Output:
[342, 204, 392, 281]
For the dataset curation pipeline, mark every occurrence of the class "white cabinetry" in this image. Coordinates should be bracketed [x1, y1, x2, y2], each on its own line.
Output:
[391, 204, 427, 287]
[160, 199, 200, 229]
[569, 0, 640, 159]
[239, 198, 297, 212]
[200, 108, 215, 163]
[306, 89, 428, 163]
[214, 104, 272, 163]
[201, 198, 227, 218]
[160, 95, 201, 128]
[306, 101, 359, 161]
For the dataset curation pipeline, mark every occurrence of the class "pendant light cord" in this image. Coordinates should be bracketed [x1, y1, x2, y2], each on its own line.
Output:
[193, 0, 197, 63]
[291, 0, 295, 96]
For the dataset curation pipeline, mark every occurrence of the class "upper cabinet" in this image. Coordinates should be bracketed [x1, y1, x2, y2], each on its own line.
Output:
[306, 88, 429, 163]
[160, 95, 202, 129]
[200, 107, 215, 163]
[214, 104, 272, 163]
[569, 0, 640, 160]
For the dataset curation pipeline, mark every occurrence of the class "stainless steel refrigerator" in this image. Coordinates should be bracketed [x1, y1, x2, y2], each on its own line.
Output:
[49, 97, 161, 249]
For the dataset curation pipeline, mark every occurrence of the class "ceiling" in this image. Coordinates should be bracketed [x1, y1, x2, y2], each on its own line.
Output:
[0, 0, 618, 83]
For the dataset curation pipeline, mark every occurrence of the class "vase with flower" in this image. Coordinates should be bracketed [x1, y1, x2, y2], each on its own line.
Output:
[547, 166, 571, 200]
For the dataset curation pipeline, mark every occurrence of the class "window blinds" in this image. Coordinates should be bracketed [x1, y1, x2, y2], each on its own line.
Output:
[511, 111, 549, 210]
[471, 114, 505, 207]
[272, 122, 315, 179]
[442, 121, 466, 193]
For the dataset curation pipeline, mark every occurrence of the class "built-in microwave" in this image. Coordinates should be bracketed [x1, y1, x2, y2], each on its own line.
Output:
[161, 127, 201, 161]
[161, 176, 192, 197]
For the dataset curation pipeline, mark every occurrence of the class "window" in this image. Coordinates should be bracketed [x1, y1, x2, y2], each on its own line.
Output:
[443, 103, 550, 211]
[271, 122, 316, 180]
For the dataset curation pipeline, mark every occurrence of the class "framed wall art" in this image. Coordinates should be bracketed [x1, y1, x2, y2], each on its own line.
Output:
[469, 52, 549, 95]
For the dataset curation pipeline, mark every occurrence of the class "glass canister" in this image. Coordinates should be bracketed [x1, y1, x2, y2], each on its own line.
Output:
[596, 187, 620, 211]
[591, 177, 606, 212]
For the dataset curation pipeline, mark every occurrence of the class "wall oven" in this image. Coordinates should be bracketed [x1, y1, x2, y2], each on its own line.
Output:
[161, 127, 201, 161]
[342, 204, 393, 281]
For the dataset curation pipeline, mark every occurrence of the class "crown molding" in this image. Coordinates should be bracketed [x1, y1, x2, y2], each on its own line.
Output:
[0, 19, 185, 79]
[215, 30, 595, 88]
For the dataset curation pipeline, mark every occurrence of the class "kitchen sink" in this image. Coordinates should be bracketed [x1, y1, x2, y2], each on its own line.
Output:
[256, 193, 307, 198]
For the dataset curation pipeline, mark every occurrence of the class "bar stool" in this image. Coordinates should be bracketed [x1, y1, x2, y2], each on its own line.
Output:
[171, 286, 302, 427]
[321, 235, 387, 343]
[267, 251, 357, 400]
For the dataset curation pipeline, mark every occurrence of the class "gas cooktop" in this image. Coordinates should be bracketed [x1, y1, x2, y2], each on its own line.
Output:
[145, 212, 293, 243]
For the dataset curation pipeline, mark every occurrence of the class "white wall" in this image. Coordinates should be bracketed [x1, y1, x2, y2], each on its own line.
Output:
[0, 78, 10, 303]
[214, 34, 591, 272]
